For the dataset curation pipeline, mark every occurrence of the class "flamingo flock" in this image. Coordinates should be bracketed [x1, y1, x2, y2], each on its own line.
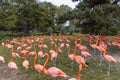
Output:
[0, 34, 120, 80]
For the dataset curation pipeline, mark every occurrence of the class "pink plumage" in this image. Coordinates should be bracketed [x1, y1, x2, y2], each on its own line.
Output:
[46, 67, 69, 78]
[22, 60, 29, 69]
[34, 64, 44, 73]
[0, 56, 5, 62]
[81, 51, 93, 57]
[8, 62, 18, 69]
[38, 51, 44, 57]
[103, 55, 118, 64]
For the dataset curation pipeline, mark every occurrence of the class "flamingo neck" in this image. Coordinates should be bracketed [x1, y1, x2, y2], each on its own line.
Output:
[90, 40, 92, 45]
[33, 53, 37, 66]
[43, 53, 49, 69]
[78, 65, 82, 80]
[33, 46, 37, 66]
[24, 54, 27, 60]
[20, 43, 23, 53]
[10, 56, 14, 62]
[39, 47, 42, 51]
[73, 43, 77, 56]
[67, 46, 71, 56]
[95, 37, 99, 46]
[103, 50, 107, 55]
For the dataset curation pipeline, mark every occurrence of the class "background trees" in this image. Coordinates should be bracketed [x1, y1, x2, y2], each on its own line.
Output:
[0, 0, 57, 36]
[0, 0, 120, 36]
[0, 0, 17, 30]
[58, 0, 120, 35]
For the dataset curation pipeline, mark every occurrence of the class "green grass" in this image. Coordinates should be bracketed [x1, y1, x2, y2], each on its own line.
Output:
[0, 36, 120, 80]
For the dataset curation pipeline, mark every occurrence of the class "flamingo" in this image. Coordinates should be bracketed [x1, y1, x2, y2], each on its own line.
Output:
[25, 44, 32, 51]
[66, 43, 74, 60]
[74, 55, 88, 67]
[66, 42, 76, 71]
[103, 50, 118, 75]
[11, 46, 20, 58]
[22, 54, 29, 69]
[45, 67, 69, 79]
[89, 36, 99, 59]
[38, 50, 44, 58]
[72, 40, 88, 67]
[81, 51, 93, 58]
[38, 41, 48, 58]
[77, 39, 88, 51]
[5, 42, 13, 49]
[96, 41, 107, 65]
[8, 55, 18, 69]
[42, 57, 69, 80]
[0, 56, 5, 62]
[68, 65, 83, 80]
[33, 45, 49, 79]
[49, 41, 59, 66]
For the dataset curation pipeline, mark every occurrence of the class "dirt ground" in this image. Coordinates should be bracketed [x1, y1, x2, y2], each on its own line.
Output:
[0, 64, 30, 80]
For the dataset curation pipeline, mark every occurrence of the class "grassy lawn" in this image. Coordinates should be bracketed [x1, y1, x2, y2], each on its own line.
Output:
[0, 35, 120, 80]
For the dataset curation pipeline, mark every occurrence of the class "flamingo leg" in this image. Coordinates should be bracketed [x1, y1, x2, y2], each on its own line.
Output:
[107, 62, 111, 75]
[71, 61, 74, 71]
[99, 52, 103, 65]
[93, 48, 96, 60]
[52, 59, 56, 66]
[38, 72, 41, 80]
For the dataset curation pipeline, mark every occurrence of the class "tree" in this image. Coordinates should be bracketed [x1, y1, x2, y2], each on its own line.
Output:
[16, 1, 57, 35]
[55, 5, 72, 33]
[0, 0, 17, 30]
[15, 0, 39, 35]
[57, 0, 120, 35]
[75, 0, 120, 35]
[38, 2, 56, 32]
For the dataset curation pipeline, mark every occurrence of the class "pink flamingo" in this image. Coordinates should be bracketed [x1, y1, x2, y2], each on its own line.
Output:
[45, 67, 69, 80]
[11, 46, 20, 58]
[0, 56, 5, 62]
[74, 55, 88, 67]
[89, 36, 99, 59]
[81, 51, 93, 58]
[103, 50, 118, 75]
[66, 43, 74, 60]
[72, 39, 88, 67]
[5, 40, 13, 49]
[42, 57, 69, 80]
[77, 39, 88, 51]
[33, 45, 49, 79]
[22, 54, 29, 69]
[8, 56, 18, 69]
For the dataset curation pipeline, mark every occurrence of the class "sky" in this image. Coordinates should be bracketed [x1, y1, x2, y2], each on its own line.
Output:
[40, 0, 79, 8]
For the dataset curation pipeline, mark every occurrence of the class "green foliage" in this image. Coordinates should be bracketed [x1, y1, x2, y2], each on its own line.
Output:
[60, 26, 68, 34]
[0, 0, 57, 35]
[46, 27, 53, 34]
[58, 0, 120, 35]
[69, 25, 76, 34]
[0, 1, 18, 30]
